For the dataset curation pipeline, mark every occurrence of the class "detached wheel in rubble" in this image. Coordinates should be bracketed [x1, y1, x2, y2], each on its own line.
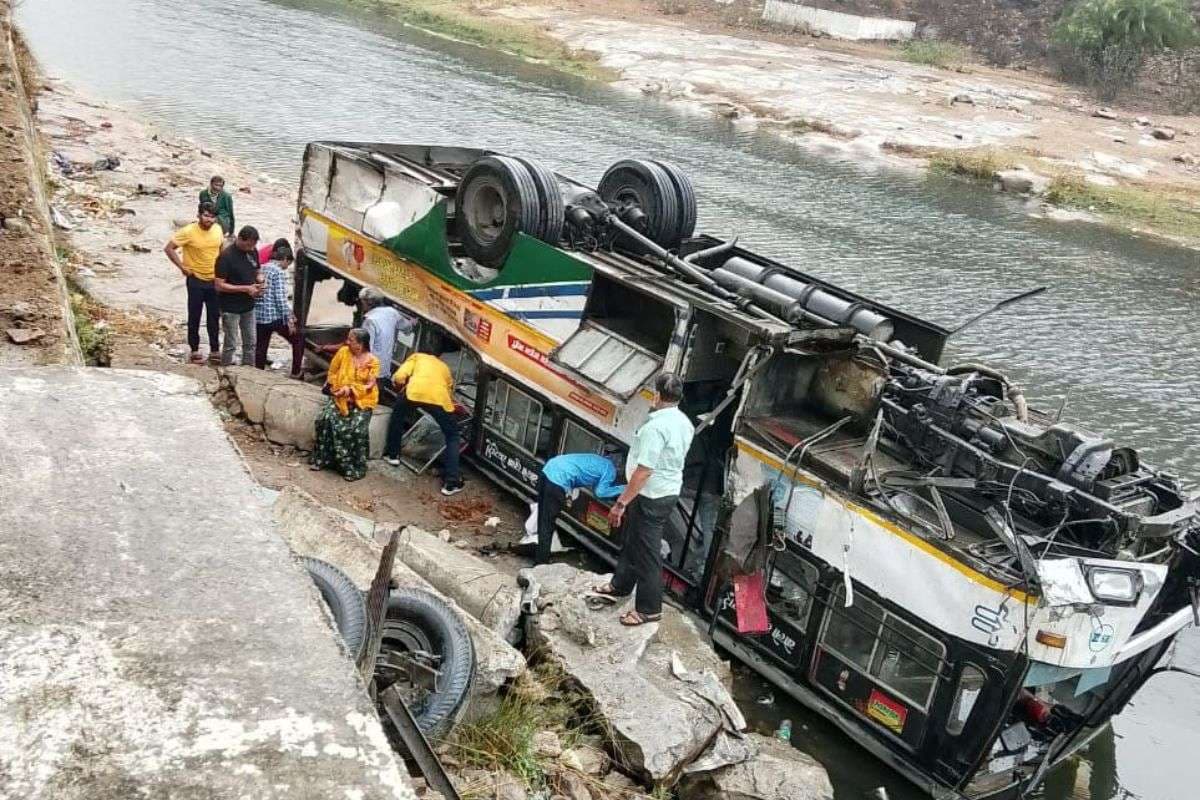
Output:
[651, 159, 697, 242]
[598, 158, 682, 251]
[456, 155, 542, 268]
[303, 557, 367, 662]
[374, 588, 475, 741]
[515, 156, 565, 246]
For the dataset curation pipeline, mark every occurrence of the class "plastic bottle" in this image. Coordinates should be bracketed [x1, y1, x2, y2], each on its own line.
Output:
[775, 719, 792, 742]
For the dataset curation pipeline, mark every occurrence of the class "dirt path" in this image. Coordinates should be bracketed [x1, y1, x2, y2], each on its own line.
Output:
[38, 79, 530, 563]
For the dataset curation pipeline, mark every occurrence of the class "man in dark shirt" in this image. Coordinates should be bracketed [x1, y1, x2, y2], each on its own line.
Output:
[215, 226, 262, 366]
[199, 175, 235, 237]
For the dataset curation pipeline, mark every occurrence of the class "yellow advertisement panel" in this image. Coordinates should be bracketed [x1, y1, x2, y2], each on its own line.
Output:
[311, 212, 616, 425]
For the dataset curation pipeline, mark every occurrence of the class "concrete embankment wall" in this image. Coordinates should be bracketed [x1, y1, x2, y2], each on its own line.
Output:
[763, 0, 916, 40]
[0, 0, 80, 365]
[0, 368, 416, 799]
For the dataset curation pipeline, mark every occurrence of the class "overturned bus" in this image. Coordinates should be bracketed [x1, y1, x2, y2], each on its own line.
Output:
[292, 142, 1200, 799]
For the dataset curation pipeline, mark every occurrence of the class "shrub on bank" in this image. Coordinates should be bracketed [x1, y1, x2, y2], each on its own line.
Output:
[1052, 0, 1200, 100]
[900, 39, 970, 69]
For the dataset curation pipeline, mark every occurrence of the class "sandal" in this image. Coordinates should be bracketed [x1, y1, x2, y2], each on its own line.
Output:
[593, 583, 624, 597]
[188, 352, 204, 365]
[620, 610, 662, 627]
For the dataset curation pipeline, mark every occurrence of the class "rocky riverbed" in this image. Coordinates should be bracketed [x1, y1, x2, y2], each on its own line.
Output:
[484, 0, 1200, 245]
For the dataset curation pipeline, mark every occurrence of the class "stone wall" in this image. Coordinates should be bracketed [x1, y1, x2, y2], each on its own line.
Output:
[763, 0, 915, 40]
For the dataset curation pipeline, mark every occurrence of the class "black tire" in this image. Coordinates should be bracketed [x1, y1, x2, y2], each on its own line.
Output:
[375, 588, 475, 740]
[651, 159, 697, 243]
[515, 156, 565, 246]
[598, 159, 682, 251]
[302, 557, 367, 662]
[456, 155, 542, 268]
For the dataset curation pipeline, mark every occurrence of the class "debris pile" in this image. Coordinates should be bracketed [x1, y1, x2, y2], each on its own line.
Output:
[269, 489, 833, 800]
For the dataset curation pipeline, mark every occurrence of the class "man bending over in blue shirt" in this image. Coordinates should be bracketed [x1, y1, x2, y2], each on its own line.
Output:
[533, 450, 625, 565]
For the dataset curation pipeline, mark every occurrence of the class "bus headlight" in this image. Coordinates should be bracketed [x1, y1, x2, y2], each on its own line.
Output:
[1085, 567, 1142, 605]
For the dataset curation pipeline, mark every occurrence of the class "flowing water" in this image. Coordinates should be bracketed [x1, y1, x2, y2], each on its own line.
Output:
[17, 0, 1200, 797]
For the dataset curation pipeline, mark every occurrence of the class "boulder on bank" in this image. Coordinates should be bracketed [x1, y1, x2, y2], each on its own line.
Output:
[993, 168, 1048, 196]
[521, 564, 744, 784]
[270, 486, 526, 698]
[679, 733, 833, 800]
[227, 367, 390, 456]
[394, 526, 524, 643]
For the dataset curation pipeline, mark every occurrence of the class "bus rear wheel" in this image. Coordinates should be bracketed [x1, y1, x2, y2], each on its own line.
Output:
[598, 159, 685, 252]
[456, 155, 547, 268]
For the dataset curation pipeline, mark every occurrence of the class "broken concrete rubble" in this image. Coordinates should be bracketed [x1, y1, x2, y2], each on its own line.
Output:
[270, 486, 526, 699]
[226, 366, 390, 457]
[678, 733, 833, 800]
[521, 563, 743, 784]
[395, 525, 524, 643]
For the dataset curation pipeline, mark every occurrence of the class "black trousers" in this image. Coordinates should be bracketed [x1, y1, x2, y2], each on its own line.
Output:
[186, 275, 219, 352]
[611, 493, 677, 616]
[384, 395, 461, 484]
[535, 474, 568, 565]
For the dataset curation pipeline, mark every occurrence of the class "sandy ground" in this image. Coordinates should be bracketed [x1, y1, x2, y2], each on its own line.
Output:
[38, 79, 531, 565]
[499, 2, 1200, 196]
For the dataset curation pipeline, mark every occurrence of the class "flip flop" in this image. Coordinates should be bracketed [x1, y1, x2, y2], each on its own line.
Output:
[620, 610, 662, 627]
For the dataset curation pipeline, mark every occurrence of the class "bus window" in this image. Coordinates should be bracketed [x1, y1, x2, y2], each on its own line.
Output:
[767, 550, 819, 632]
[485, 379, 553, 457]
[444, 348, 479, 409]
[560, 419, 604, 455]
[818, 587, 946, 711]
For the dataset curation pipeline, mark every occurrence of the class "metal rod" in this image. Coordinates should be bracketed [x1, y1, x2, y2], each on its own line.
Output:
[357, 526, 404, 681]
[379, 686, 462, 800]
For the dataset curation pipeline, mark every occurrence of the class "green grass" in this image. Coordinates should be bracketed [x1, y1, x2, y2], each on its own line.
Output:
[900, 39, 970, 70]
[1044, 171, 1200, 239]
[68, 291, 113, 367]
[447, 661, 598, 795]
[347, 0, 614, 80]
[928, 148, 1016, 181]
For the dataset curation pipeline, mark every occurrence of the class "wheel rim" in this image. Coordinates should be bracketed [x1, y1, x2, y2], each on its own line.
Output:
[462, 176, 507, 245]
[375, 619, 437, 715]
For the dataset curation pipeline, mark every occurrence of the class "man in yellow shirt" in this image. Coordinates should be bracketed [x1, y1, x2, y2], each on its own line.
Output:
[383, 339, 463, 496]
[163, 202, 224, 364]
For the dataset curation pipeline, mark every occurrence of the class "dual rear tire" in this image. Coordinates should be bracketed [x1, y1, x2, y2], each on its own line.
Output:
[597, 158, 695, 253]
[455, 154, 696, 268]
[456, 155, 563, 268]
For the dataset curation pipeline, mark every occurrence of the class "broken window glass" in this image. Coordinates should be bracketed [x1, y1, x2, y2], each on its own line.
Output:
[767, 550, 819, 631]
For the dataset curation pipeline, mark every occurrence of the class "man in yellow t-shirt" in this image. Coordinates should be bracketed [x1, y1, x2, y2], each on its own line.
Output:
[164, 202, 224, 364]
[382, 339, 463, 496]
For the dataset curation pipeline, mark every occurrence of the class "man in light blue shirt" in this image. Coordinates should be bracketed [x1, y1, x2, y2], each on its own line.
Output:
[598, 373, 695, 626]
[359, 288, 415, 389]
[532, 451, 625, 565]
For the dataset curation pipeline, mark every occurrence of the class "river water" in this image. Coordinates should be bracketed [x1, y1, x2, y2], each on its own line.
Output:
[17, 0, 1199, 797]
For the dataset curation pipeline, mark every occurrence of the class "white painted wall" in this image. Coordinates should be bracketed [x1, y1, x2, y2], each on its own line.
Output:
[763, 0, 916, 41]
